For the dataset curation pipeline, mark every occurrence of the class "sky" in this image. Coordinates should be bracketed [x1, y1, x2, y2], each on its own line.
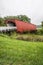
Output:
[0, 0, 43, 25]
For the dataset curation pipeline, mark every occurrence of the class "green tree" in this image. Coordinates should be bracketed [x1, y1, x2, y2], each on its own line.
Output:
[4, 15, 31, 23]
[0, 17, 5, 26]
[41, 21, 43, 28]
[17, 15, 31, 22]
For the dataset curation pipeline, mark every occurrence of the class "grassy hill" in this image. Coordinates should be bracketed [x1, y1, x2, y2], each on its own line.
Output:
[0, 35, 43, 65]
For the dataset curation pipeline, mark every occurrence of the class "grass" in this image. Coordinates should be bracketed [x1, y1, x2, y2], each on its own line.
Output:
[0, 35, 43, 65]
[10, 32, 43, 42]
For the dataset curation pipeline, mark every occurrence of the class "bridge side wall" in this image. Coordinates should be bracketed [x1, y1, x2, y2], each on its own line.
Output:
[5, 19, 36, 33]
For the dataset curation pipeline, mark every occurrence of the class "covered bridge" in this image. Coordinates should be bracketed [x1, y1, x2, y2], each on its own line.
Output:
[5, 19, 36, 33]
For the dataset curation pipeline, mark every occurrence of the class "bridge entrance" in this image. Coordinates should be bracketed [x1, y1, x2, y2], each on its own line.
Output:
[7, 21, 16, 27]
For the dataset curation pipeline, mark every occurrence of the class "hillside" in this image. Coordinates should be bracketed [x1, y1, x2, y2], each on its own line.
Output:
[0, 35, 43, 65]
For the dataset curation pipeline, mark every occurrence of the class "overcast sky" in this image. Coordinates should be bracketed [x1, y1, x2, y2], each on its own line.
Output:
[0, 0, 43, 25]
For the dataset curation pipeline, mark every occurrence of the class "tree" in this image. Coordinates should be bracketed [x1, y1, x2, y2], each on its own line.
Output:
[17, 15, 31, 22]
[4, 15, 31, 23]
[0, 17, 5, 26]
[41, 21, 43, 28]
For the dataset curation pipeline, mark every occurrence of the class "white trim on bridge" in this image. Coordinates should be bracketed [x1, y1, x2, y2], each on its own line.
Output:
[0, 27, 17, 32]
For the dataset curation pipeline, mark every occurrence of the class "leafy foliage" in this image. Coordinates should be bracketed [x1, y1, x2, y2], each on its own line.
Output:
[4, 15, 31, 22]
[41, 21, 43, 28]
[17, 15, 31, 22]
[0, 15, 31, 26]
[0, 17, 5, 26]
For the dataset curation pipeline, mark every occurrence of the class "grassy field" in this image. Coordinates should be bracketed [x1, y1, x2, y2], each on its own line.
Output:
[0, 35, 43, 65]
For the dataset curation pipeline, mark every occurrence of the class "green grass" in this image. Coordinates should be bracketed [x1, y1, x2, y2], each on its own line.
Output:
[0, 35, 43, 65]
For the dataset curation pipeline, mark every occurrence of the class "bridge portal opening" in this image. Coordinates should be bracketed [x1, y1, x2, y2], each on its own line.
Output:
[7, 21, 16, 27]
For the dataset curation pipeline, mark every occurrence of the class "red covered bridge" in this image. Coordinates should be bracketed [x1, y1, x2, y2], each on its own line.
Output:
[5, 19, 36, 33]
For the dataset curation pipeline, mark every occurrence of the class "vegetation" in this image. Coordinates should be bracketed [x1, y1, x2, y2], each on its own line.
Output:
[0, 15, 43, 65]
[16, 15, 31, 22]
[36, 28, 43, 35]
[4, 15, 31, 22]
[36, 21, 43, 35]
[0, 35, 43, 65]
[41, 21, 43, 28]
[8, 32, 43, 42]
[17, 34, 43, 42]
[0, 29, 43, 42]
[0, 15, 31, 26]
[0, 17, 5, 26]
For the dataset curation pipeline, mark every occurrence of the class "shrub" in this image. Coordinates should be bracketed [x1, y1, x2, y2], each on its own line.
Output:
[17, 35, 43, 42]
[0, 17, 5, 26]
[36, 28, 43, 35]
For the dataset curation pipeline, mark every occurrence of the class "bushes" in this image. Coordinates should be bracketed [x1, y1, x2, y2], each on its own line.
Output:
[16, 28, 43, 42]
[40, 28, 43, 34]
[17, 35, 43, 42]
[0, 17, 6, 26]
[36, 28, 43, 35]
